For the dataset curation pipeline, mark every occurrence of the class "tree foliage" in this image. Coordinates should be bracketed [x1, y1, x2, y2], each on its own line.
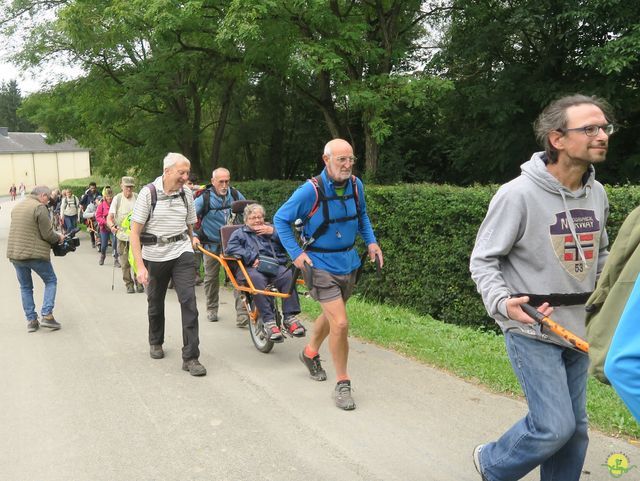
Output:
[430, 0, 640, 184]
[0, 80, 34, 131]
[3, 1, 640, 184]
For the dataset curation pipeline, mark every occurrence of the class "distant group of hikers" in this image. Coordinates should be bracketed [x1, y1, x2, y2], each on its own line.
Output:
[7, 94, 640, 481]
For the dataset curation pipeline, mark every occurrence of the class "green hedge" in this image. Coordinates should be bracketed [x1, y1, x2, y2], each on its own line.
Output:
[60, 175, 639, 327]
[59, 177, 119, 198]
[234, 180, 640, 328]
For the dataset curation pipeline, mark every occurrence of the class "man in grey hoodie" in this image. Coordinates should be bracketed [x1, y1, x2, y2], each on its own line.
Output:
[470, 94, 614, 481]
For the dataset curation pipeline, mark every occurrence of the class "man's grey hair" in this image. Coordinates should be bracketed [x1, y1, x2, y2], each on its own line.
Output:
[243, 203, 266, 221]
[533, 94, 614, 164]
[31, 185, 51, 196]
[324, 142, 332, 157]
[163, 152, 190, 169]
[212, 167, 230, 180]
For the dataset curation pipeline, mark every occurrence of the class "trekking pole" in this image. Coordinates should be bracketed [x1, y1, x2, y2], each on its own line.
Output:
[112, 257, 116, 291]
[111, 234, 118, 290]
[521, 303, 589, 353]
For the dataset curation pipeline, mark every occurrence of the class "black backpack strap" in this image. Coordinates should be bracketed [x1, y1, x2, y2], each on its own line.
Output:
[146, 183, 157, 222]
[307, 175, 359, 244]
[202, 189, 211, 218]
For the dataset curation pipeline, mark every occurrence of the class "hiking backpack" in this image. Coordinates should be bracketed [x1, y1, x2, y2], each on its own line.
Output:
[301, 175, 361, 252]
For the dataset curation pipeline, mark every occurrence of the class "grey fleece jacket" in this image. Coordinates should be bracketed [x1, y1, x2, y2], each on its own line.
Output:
[470, 152, 609, 343]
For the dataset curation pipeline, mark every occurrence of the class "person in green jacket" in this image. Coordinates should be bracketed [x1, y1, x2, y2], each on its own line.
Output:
[6, 186, 64, 333]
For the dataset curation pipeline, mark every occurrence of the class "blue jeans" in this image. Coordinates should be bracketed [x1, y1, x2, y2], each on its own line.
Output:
[63, 215, 77, 232]
[12, 259, 58, 322]
[479, 332, 589, 481]
[238, 265, 301, 322]
[99, 231, 118, 257]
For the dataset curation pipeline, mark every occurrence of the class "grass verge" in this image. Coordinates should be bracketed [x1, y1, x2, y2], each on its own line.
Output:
[299, 294, 640, 439]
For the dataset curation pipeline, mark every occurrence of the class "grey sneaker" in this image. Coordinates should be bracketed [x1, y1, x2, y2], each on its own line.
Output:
[299, 350, 327, 381]
[136, 283, 145, 293]
[334, 380, 356, 410]
[27, 319, 39, 333]
[263, 321, 283, 342]
[182, 359, 207, 376]
[113, 258, 121, 268]
[126, 284, 135, 294]
[473, 444, 488, 480]
[150, 344, 164, 359]
[236, 316, 249, 328]
[283, 315, 306, 337]
[40, 314, 61, 330]
[207, 311, 218, 322]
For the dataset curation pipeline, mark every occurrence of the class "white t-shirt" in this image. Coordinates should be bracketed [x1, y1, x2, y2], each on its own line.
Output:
[132, 176, 196, 262]
[109, 192, 138, 241]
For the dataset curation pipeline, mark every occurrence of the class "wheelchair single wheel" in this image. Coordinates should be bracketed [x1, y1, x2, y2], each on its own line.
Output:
[249, 313, 275, 354]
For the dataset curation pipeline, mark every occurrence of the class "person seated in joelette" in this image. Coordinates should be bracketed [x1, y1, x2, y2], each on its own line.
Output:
[225, 203, 305, 341]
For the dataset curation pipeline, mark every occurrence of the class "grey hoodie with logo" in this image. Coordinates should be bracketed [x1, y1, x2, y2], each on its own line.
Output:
[470, 152, 609, 344]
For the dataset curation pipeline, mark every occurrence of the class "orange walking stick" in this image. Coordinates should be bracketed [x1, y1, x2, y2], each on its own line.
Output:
[521, 303, 589, 353]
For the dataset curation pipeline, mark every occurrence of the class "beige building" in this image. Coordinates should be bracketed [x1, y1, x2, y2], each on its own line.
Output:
[0, 127, 90, 194]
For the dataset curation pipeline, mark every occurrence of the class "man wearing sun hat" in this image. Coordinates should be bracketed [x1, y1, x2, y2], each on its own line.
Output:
[108, 176, 142, 293]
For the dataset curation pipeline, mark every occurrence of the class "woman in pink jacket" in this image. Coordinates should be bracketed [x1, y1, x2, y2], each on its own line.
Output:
[96, 188, 120, 267]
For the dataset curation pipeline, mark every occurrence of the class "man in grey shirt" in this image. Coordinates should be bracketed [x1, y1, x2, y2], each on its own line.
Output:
[470, 95, 612, 481]
[130, 153, 206, 376]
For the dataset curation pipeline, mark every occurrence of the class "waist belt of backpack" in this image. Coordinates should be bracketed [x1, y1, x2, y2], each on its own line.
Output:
[513, 292, 593, 308]
[306, 242, 355, 253]
[158, 231, 188, 244]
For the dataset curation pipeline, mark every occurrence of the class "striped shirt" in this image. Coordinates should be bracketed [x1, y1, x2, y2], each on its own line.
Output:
[132, 176, 197, 262]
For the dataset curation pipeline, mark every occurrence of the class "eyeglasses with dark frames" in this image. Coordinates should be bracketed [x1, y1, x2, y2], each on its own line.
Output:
[559, 124, 615, 137]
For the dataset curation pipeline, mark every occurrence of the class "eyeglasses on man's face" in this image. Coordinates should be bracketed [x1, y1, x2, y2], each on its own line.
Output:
[333, 155, 357, 165]
[559, 124, 615, 137]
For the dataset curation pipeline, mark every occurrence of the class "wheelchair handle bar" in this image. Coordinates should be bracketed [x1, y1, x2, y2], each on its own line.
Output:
[521, 303, 589, 353]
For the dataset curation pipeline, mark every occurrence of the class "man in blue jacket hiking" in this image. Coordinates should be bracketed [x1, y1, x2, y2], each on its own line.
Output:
[274, 138, 383, 411]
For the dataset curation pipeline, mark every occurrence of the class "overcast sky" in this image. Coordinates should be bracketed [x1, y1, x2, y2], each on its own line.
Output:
[0, 61, 42, 94]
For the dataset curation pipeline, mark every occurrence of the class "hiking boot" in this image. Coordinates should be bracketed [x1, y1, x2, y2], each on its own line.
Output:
[182, 359, 207, 376]
[113, 258, 121, 268]
[150, 344, 164, 359]
[263, 321, 283, 342]
[98, 253, 105, 265]
[126, 284, 135, 294]
[236, 316, 249, 328]
[207, 311, 218, 322]
[27, 319, 39, 333]
[40, 314, 61, 330]
[283, 316, 306, 337]
[136, 283, 144, 293]
[473, 444, 488, 480]
[299, 350, 327, 381]
[334, 380, 356, 411]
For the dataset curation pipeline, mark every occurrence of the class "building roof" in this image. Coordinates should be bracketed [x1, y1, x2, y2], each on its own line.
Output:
[0, 132, 89, 154]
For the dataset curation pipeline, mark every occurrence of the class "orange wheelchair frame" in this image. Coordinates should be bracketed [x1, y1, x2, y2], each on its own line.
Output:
[197, 220, 304, 354]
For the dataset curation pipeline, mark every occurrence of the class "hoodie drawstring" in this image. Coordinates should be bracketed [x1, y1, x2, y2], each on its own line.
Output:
[559, 190, 587, 264]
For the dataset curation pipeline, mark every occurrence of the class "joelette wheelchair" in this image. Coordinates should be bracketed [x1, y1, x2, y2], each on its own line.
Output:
[197, 200, 304, 354]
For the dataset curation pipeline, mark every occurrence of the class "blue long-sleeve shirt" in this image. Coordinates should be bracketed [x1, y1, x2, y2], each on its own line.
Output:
[273, 169, 377, 275]
[194, 187, 245, 251]
[605, 276, 640, 422]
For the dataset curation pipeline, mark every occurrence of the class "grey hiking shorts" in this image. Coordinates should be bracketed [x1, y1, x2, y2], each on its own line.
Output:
[304, 267, 357, 303]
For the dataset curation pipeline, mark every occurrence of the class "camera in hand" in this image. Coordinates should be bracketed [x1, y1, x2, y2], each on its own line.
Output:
[52, 227, 81, 256]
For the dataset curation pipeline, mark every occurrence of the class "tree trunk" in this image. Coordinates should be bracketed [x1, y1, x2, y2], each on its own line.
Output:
[363, 110, 379, 179]
[209, 79, 236, 174]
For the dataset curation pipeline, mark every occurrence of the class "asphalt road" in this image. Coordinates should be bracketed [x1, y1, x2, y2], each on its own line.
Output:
[0, 197, 638, 481]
